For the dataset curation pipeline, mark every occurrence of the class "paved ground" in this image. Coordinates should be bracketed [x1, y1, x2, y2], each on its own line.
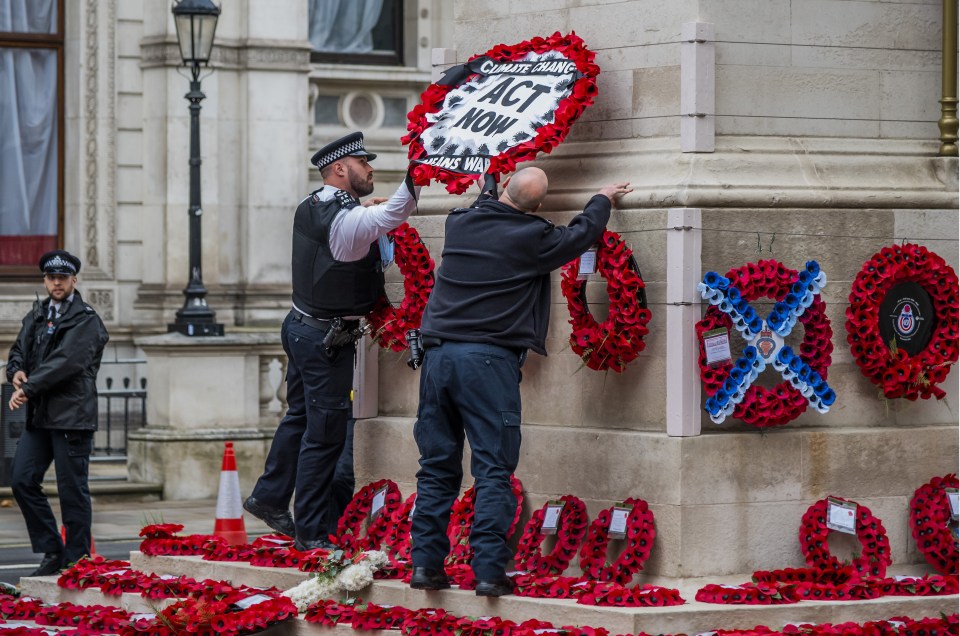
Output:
[0, 495, 274, 583]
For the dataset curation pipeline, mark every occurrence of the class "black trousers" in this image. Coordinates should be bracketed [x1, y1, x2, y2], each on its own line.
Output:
[11, 427, 93, 566]
[411, 340, 522, 580]
[251, 310, 355, 541]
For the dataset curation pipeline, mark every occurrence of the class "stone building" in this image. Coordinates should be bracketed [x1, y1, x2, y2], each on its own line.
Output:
[1, 0, 957, 578]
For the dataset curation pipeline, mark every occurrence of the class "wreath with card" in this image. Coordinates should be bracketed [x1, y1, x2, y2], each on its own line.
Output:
[578, 498, 656, 583]
[909, 474, 958, 575]
[560, 230, 651, 372]
[446, 475, 524, 566]
[845, 243, 959, 401]
[696, 260, 834, 428]
[366, 223, 435, 352]
[799, 496, 891, 578]
[514, 495, 589, 576]
[402, 32, 600, 194]
[334, 479, 402, 553]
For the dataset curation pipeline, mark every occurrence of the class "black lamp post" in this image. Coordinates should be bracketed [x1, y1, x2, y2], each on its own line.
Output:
[168, 0, 224, 336]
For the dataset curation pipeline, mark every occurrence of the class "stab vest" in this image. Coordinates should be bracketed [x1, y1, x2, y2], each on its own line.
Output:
[291, 188, 384, 318]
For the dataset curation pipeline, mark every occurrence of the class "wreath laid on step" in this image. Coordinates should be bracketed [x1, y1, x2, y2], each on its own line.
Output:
[335, 479, 402, 552]
[909, 473, 958, 575]
[561, 230, 651, 372]
[578, 497, 655, 583]
[514, 495, 589, 576]
[798, 496, 891, 578]
[845, 243, 959, 400]
[366, 223, 435, 352]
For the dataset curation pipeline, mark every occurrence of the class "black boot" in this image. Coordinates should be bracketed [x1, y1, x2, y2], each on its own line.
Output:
[29, 552, 63, 577]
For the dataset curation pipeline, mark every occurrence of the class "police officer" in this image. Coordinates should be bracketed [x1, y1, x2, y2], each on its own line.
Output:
[6, 250, 109, 576]
[244, 132, 420, 551]
[409, 168, 632, 596]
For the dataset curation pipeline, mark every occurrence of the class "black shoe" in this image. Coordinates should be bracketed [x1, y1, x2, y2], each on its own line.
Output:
[29, 552, 63, 577]
[294, 538, 336, 552]
[243, 496, 295, 537]
[410, 567, 450, 590]
[475, 576, 514, 597]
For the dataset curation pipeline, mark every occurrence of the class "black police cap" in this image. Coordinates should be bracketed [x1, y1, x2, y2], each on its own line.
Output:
[39, 250, 81, 275]
[310, 131, 377, 170]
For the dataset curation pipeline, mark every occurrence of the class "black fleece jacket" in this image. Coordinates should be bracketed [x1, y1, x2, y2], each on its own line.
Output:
[421, 194, 611, 355]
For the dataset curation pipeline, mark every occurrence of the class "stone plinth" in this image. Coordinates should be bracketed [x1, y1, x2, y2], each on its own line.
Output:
[128, 332, 285, 500]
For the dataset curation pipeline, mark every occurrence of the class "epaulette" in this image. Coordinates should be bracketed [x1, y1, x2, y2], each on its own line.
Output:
[335, 189, 357, 209]
[84, 305, 95, 313]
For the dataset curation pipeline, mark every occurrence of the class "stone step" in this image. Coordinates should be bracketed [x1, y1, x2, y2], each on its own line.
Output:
[126, 552, 958, 634]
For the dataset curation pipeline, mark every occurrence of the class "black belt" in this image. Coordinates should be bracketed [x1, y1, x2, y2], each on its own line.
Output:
[422, 336, 524, 359]
[291, 310, 359, 332]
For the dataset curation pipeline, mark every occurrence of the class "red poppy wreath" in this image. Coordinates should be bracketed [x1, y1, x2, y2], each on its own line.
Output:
[514, 495, 589, 576]
[333, 479, 402, 553]
[366, 223, 435, 352]
[909, 473, 958, 575]
[578, 497, 655, 584]
[799, 496, 891, 578]
[696, 260, 833, 428]
[402, 32, 600, 194]
[845, 243, 959, 400]
[561, 230, 651, 372]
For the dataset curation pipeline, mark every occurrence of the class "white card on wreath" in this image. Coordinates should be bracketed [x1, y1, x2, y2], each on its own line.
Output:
[826, 498, 857, 534]
[946, 488, 959, 520]
[608, 506, 631, 539]
[542, 502, 564, 535]
[703, 328, 733, 367]
[233, 594, 273, 609]
[577, 248, 597, 280]
[371, 486, 388, 518]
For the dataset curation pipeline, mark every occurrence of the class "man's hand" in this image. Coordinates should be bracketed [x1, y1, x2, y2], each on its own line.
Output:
[598, 182, 633, 205]
[11, 370, 27, 390]
[362, 197, 388, 207]
[8, 388, 27, 411]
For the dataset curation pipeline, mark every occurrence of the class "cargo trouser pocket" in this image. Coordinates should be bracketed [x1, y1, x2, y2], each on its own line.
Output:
[64, 431, 93, 457]
[305, 393, 350, 445]
[498, 409, 521, 470]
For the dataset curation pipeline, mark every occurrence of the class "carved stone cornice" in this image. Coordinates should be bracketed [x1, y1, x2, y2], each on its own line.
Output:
[140, 38, 311, 72]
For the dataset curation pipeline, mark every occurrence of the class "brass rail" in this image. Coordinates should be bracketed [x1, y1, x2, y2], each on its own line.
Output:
[939, 0, 958, 156]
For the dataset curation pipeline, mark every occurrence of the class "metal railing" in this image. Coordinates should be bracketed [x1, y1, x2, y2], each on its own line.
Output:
[96, 355, 147, 456]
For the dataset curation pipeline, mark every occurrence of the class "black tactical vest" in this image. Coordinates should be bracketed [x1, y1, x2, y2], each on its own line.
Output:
[291, 188, 384, 318]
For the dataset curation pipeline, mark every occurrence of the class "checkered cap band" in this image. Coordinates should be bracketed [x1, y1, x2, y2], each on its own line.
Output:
[314, 138, 365, 169]
[43, 255, 77, 273]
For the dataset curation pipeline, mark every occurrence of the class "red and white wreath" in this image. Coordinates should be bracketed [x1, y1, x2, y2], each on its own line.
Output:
[578, 497, 656, 584]
[366, 223, 435, 351]
[402, 32, 600, 194]
[561, 230, 651, 372]
[514, 495, 589, 576]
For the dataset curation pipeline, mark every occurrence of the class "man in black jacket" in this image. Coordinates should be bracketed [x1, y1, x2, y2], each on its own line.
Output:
[6, 250, 109, 576]
[409, 168, 631, 596]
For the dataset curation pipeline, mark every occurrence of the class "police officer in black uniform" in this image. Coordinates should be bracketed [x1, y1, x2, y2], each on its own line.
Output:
[244, 132, 420, 551]
[6, 250, 109, 576]
[409, 168, 632, 596]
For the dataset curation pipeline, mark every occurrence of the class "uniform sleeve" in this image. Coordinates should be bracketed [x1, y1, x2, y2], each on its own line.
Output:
[536, 194, 612, 273]
[5, 317, 28, 382]
[21, 315, 108, 399]
[328, 182, 421, 262]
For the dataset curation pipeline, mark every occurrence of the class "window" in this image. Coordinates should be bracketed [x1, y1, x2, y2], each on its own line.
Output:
[0, 0, 63, 274]
[308, 0, 403, 66]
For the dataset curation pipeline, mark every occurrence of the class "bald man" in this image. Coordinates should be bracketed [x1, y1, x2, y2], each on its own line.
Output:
[409, 168, 632, 596]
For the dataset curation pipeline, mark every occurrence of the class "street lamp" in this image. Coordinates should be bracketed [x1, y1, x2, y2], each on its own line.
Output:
[168, 0, 224, 336]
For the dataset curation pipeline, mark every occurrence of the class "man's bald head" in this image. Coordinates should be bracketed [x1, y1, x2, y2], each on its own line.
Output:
[501, 167, 548, 213]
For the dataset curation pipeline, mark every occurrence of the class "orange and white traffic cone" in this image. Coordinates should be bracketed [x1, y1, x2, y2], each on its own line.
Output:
[213, 441, 248, 545]
[60, 526, 97, 559]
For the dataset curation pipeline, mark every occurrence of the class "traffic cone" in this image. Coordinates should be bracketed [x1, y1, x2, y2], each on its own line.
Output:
[213, 441, 248, 545]
[60, 526, 98, 558]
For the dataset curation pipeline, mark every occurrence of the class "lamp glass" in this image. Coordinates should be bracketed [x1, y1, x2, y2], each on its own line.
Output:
[173, 10, 218, 65]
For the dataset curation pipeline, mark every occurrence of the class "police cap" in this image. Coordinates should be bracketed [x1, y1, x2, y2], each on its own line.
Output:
[39, 250, 81, 276]
[310, 131, 377, 170]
